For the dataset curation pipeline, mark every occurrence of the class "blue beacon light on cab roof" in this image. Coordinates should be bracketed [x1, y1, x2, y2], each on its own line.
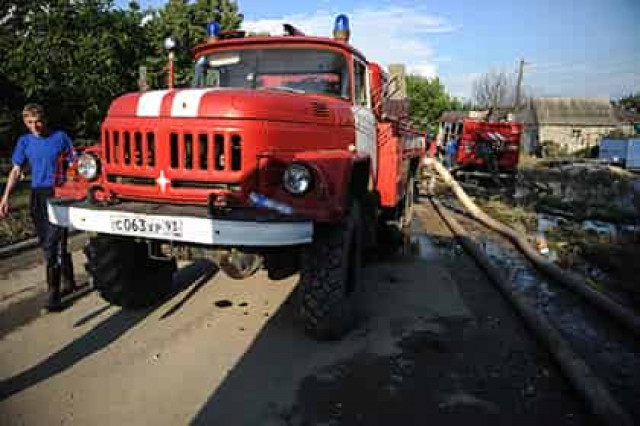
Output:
[333, 14, 350, 42]
[207, 21, 221, 38]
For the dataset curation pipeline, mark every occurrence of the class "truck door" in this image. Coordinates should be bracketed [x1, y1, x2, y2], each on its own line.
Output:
[352, 58, 377, 179]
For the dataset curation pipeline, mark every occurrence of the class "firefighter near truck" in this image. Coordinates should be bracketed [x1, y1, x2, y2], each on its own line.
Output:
[47, 15, 425, 340]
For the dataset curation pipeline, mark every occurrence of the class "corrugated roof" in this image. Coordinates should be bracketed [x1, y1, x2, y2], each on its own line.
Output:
[528, 97, 618, 126]
[438, 111, 469, 123]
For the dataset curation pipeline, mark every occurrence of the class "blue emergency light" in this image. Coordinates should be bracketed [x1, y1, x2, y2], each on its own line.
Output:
[333, 14, 350, 41]
[207, 21, 221, 38]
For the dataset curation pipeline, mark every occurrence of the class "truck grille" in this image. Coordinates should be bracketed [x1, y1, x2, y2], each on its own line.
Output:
[169, 132, 242, 172]
[103, 130, 242, 172]
[104, 130, 156, 168]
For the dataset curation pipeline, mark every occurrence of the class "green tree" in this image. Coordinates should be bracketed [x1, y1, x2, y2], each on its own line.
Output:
[618, 92, 640, 112]
[406, 75, 462, 127]
[143, 0, 243, 88]
[0, 0, 150, 141]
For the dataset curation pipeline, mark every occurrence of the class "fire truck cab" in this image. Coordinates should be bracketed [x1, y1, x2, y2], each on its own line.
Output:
[48, 15, 424, 339]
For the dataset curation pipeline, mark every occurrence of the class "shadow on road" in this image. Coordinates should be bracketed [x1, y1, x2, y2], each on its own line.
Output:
[0, 279, 92, 339]
[161, 262, 219, 320]
[0, 259, 217, 402]
[188, 210, 590, 426]
[189, 223, 474, 425]
[73, 303, 113, 328]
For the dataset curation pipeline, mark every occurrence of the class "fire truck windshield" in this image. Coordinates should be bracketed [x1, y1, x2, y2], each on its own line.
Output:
[192, 47, 349, 98]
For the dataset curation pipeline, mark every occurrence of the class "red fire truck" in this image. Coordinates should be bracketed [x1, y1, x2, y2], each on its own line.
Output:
[432, 117, 522, 184]
[455, 119, 522, 174]
[48, 15, 425, 339]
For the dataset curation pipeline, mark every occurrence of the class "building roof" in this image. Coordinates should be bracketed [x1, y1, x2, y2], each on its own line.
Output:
[522, 97, 619, 126]
[439, 110, 496, 122]
[438, 111, 470, 123]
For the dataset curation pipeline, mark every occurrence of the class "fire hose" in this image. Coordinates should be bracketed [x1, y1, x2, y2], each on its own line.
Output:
[422, 158, 636, 426]
[422, 158, 640, 338]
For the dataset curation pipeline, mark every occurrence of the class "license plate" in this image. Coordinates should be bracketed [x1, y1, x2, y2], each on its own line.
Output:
[110, 215, 183, 238]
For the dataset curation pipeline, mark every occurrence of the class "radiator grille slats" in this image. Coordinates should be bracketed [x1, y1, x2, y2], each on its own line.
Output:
[134, 132, 143, 166]
[115, 132, 121, 164]
[123, 132, 131, 165]
[104, 131, 111, 163]
[170, 132, 241, 172]
[170, 133, 179, 169]
[146, 133, 155, 167]
[198, 134, 208, 170]
[103, 129, 242, 177]
[184, 133, 193, 170]
[231, 135, 242, 171]
[105, 130, 157, 168]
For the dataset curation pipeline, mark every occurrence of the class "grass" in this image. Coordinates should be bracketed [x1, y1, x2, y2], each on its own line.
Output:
[0, 186, 35, 246]
[476, 196, 640, 300]
[476, 197, 537, 234]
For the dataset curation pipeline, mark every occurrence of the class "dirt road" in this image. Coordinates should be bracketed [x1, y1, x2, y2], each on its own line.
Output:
[0, 203, 590, 425]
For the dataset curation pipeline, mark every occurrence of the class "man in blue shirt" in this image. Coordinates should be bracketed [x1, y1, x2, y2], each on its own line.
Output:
[1, 104, 77, 312]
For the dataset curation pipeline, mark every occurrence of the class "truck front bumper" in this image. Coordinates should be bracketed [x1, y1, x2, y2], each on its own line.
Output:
[47, 199, 313, 247]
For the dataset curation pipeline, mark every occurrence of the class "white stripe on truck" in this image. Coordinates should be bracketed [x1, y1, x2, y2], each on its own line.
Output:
[171, 89, 216, 118]
[136, 90, 170, 117]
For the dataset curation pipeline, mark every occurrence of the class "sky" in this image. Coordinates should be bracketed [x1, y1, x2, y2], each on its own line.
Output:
[117, 0, 640, 101]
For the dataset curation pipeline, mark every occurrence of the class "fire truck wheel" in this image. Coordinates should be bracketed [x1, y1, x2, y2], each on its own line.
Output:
[298, 200, 362, 340]
[84, 236, 176, 308]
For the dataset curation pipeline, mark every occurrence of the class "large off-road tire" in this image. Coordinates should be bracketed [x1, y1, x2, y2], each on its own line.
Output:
[84, 235, 176, 308]
[298, 201, 363, 340]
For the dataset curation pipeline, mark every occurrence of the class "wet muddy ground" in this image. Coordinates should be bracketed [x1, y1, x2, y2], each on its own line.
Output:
[286, 203, 593, 426]
[0, 202, 595, 425]
[456, 166, 640, 306]
[438, 195, 640, 421]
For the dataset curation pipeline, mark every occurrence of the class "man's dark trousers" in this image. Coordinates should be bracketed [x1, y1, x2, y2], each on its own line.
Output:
[30, 188, 74, 308]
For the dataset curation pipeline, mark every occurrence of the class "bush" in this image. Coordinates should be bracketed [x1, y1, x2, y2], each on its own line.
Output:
[540, 140, 567, 157]
[604, 129, 628, 139]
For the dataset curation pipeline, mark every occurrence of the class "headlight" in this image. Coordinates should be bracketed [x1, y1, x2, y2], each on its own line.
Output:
[283, 163, 312, 195]
[77, 153, 99, 181]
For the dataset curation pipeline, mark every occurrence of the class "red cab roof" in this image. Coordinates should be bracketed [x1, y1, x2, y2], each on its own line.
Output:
[192, 35, 368, 63]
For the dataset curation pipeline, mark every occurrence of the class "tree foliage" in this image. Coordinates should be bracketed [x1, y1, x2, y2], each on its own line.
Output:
[144, 0, 243, 88]
[406, 75, 462, 127]
[617, 92, 640, 112]
[0, 0, 243, 148]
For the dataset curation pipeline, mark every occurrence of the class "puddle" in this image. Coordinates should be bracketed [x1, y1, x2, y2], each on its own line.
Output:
[510, 267, 538, 291]
[583, 220, 618, 237]
[413, 235, 441, 261]
[476, 238, 558, 300]
[214, 300, 233, 308]
[536, 214, 567, 232]
[536, 212, 639, 241]
[472, 235, 640, 390]
[400, 230, 446, 262]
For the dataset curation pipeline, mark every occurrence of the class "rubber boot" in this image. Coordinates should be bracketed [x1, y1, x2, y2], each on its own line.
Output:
[45, 264, 64, 312]
[60, 252, 77, 296]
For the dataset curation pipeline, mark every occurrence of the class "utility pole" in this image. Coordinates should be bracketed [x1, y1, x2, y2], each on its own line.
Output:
[514, 58, 527, 109]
